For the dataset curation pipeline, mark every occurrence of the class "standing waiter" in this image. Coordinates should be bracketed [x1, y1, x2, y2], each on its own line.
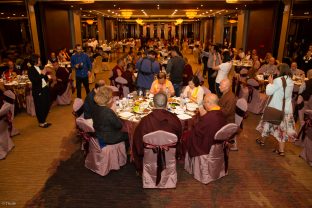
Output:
[28, 54, 51, 128]
[70, 44, 92, 98]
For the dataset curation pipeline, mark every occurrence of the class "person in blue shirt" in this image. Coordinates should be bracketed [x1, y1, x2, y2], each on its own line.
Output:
[135, 50, 160, 95]
[71, 44, 92, 98]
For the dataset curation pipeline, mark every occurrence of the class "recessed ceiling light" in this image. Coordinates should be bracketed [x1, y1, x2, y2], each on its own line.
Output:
[21, 14, 24, 17]
[201, 4, 203, 7]
[70, 5, 74, 8]
[80, 8, 82, 10]
[157, 4, 159, 6]
[114, 4, 116, 7]
[1, 13, 4, 15]
[244, 5, 247, 7]
[83, 14, 86, 16]
[236, 8, 238, 10]
[7, 17, 10, 19]
[210, 10, 212, 12]
[304, 12, 309, 15]
[13, 14, 16, 15]
[196, 7, 199, 9]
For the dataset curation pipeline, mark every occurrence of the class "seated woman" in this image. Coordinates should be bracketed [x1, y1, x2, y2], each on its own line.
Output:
[2, 60, 21, 81]
[182, 76, 205, 105]
[91, 86, 128, 148]
[150, 72, 175, 96]
[183, 57, 193, 87]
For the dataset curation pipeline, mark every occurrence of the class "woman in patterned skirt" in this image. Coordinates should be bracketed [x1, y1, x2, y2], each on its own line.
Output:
[256, 64, 297, 156]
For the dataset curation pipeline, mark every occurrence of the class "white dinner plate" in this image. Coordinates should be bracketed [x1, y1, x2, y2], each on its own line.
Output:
[177, 114, 192, 120]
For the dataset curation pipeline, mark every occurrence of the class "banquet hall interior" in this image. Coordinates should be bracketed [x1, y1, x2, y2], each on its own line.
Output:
[0, 0, 312, 207]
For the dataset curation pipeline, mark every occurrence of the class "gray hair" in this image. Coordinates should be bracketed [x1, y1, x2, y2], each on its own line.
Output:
[153, 92, 167, 108]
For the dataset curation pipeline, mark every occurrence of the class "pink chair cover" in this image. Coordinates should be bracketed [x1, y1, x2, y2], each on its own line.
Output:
[246, 79, 267, 114]
[0, 103, 14, 159]
[115, 76, 129, 97]
[232, 98, 248, 150]
[76, 118, 127, 176]
[3, 90, 19, 136]
[185, 123, 238, 184]
[238, 85, 249, 101]
[57, 83, 72, 105]
[142, 130, 178, 188]
[26, 91, 36, 116]
[299, 110, 312, 166]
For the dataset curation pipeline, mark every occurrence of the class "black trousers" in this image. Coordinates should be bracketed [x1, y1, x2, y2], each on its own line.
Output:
[207, 67, 216, 93]
[33, 87, 50, 124]
[76, 76, 90, 98]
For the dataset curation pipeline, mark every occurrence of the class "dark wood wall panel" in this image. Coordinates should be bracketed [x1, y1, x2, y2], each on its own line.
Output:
[43, 8, 72, 57]
[246, 8, 279, 58]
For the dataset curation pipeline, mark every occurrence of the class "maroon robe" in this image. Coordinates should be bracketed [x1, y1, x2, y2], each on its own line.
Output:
[183, 64, 193, 86]
[110, 65, 124, 86]
[133, 109, 182, 172]
[122, 70, 135, 92]
[55, 67, 70, 96]
[186, 110, 227, 157]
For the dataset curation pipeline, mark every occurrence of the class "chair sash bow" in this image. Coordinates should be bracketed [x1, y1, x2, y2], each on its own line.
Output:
[298, 114, 312, 141]
[143, 142, 177, 186]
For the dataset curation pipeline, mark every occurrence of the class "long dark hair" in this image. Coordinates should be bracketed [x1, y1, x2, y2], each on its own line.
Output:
[222, 51, 231, 62]
[278, 63, 292, 78]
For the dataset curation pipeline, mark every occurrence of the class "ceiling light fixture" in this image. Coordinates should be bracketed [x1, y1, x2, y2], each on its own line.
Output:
[121, 10, 133, 19]
[174, 18, 183, 25]
[186, 10, 197, 19]
[226, 0, 238, 3]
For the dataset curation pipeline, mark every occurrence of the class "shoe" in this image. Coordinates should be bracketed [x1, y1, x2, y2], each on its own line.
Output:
[230, 147, 238, 151]
[39, 123, 51, 128]
[256, 138, 264, 146]
[273, 149, 285, 156]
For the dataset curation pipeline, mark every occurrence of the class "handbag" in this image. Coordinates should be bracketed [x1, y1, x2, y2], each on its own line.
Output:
[262, 77, 286, 125]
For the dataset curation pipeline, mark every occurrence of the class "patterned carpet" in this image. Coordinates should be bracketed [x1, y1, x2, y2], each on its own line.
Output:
[0, 54, 312, 208]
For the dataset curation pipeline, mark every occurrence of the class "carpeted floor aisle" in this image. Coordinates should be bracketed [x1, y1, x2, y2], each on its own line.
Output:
[0, 52, 311, 208]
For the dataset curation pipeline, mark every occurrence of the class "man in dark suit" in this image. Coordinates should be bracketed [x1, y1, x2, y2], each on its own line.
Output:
[28, 54, 51, 128]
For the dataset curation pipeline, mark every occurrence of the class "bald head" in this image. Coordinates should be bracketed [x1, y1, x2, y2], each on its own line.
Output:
[269, 57, 275, 65]
[203, 93, 219, 111]
[219, 78, 231, 93]
[153, 92, 167, 108]
[95, 80, 106, 89]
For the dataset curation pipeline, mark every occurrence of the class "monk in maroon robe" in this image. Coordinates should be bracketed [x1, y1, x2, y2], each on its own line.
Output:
[183, 57, 193, 86]
[186, 93, 227, 157]
[133, 93, 182, 173]
[109, 58, 125, 86]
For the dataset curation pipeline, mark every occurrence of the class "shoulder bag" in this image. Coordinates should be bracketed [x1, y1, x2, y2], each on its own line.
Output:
[262, 77, 286, 125]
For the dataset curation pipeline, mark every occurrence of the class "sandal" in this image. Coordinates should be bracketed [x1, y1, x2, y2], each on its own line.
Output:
[256, 138, 265, 146]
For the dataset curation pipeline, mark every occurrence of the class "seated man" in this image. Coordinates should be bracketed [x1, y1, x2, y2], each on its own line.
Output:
[258, 57, 279, 76]
[133, 92, 182, 173]
[186, 93, 227, 158]
[150, 72, 175, 96]
[291, 62, 305, 78]
[219, 78, 236, 123]
[83, 80, 106, 119]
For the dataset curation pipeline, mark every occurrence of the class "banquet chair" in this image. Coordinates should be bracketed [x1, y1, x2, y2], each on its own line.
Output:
[246, 79, 267, 114]
[57, 81, 72, 105]
[142, 130, 178, 188]
[3, 90, 19, 136]
[231, 98, 248, 151]
[26, 90, 36, 116]
[184, 123, 238, 184]
[0, 103, 14, 159]
[298, 95, 312, 126]
[299, 110, 312, 166]
[115, 76, 129, 98]
[76, 118, 127, 177]
[72, 98, 84, 118]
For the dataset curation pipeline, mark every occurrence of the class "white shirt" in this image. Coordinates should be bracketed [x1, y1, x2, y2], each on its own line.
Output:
[216, 62, 232, 83]
[34, 66, 48, 88]
[266, 76, 294, 114]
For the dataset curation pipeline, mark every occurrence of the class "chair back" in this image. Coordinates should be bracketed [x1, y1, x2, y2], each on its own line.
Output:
[72, 98, 84, 118]
[247, 78, 259, 87]
[76, 117, 94, 133]
[214, 123, 238, 141]
[142, 130, 178, 188]
[235, 98, 248, 126]
[3, 90, 15, 118]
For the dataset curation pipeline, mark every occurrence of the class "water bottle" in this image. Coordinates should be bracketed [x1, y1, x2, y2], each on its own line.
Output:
[139, 89, 143, 97]
[165, 87, 169, 97]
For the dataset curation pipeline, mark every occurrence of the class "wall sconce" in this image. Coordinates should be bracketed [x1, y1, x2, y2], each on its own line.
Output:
[86, 19, 94, 25]
[136, 18, 144, 25]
